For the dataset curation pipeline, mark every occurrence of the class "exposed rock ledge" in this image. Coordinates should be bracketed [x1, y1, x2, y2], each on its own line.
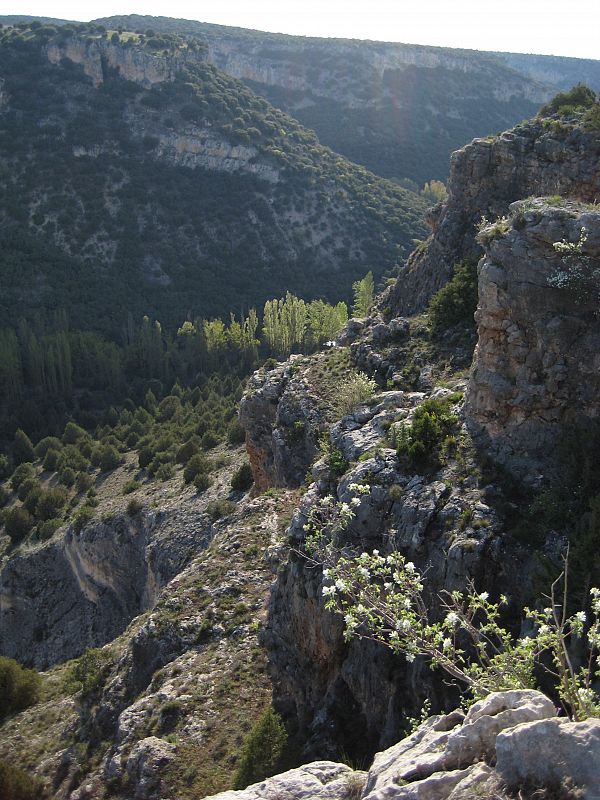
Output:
[202, 690, 600, 800]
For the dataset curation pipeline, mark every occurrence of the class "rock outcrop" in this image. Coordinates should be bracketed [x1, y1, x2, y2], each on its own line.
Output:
[467, 199, 600, 475]
[0, 507, 211, 669]
[391, 117, 600, 315]
[202, 690, 600, 800]
[239, 357, 326, 492]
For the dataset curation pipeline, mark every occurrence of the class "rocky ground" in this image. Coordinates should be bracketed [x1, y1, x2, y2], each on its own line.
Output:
[202, 690, 600, 800]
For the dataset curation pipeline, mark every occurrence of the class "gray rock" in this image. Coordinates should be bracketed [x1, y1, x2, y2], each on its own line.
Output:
[496, 717, 600, 799]
[125, 737, 176, 800]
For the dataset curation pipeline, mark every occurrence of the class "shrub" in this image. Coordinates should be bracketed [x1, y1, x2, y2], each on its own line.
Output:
[201, 431, 220, 450]
[0, 486, 8, 508]
[75, 472, 94, 494]
[59, 467, 76, 487]
[183, 453, 209, 485]
[10, 463, 35, 493]
[176, 437, 200, 465]
[226, 420, 246, 445]
[58, 445, 90, 473]
[0, 656, 41, 722]
[0, 760, 42, 800]
[37, 518, 62, 540]
[98, 445, 122, 473]
[122, 480, 141, 495]
[34, 436, 62, 459]
[206, 499, 236, 521]
[428, 259, 478, 334]
[232, 706, 287, 789]
[42, 448, 60, 472]
[539, 83, 596, 116]
[155, 463, 174, 481]
[13, 429, 35, 466]
[193, 473, 212, 493]
[138, 445, 154, 470]
[3, 507, 34, 543]
[17, 477, 39, 503]
[66, 647, 110, 696]
[35, 488, 68, 521]
[126, 497, 143, 516]
[394, 398, 458, 473]
[231, 463, 253, 492]
[334, 372, 377, 417]
[62, 421, 87, 444]
[73, 505, 94, 532]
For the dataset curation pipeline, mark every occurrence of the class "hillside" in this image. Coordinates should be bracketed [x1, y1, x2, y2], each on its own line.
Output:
[0, 22, 426, 334]
[97, 15, 600, 184]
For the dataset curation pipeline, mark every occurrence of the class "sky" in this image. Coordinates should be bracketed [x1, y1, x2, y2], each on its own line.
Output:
[1, 0, 599, 60]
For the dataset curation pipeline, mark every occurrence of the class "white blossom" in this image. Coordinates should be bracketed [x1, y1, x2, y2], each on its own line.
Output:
[405, 562, 415, 572]
[446, 612, 459, 626]
[406, 653, 416, 663]
[322, 585, 336, 597]
[479, 592, 489, 601]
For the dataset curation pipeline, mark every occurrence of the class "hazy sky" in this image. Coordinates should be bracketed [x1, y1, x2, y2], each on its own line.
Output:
[2, 0, 599, 60]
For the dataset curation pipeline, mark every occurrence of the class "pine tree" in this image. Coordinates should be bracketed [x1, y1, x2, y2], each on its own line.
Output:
[352, 270, 374, 317]
[232, 707, 287, 789]
[13, 428, 35, 465]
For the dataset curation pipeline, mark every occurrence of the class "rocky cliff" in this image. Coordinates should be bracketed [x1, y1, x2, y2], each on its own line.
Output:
[0, 506, 211, 669]
[391, 116, 600, 315]
[467, 198, 600, 476]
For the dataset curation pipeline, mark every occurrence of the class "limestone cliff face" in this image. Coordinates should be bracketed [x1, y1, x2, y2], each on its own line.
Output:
[0, 508, 210, 669]
[46, 37, 197, 88]
[391, 118, 600, 315]
[207, 39, 549, 107]
[467, 199, 600, 475]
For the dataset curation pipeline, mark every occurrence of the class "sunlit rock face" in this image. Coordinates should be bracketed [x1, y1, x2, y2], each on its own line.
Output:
[391, 119, 600, 316]
[467, 199, 600, 477]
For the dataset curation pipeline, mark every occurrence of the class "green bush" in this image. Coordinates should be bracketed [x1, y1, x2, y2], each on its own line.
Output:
[122, 480, 142, 495]
[17, 477, 39, 503]
[65, 647, 110, 696]
[226, 421, 246, 445]
[10, 463, 35, 493]
[13, 429, 35, 466]
[37, 518, 62, 540]
[394, 398, 458, 472]
[75, 472, 94, 494]
[206, 499, 236, 521]
[334, 372, 377, 417]
[193, 473, 212, 493]
[73, 505, 94, 532]
[0, 486, 8, 508]
[35, 488, 68, 521]
[155, 463, 174, 481]
[539, 83, 596, 116]
[183, 453, 209, 485]
[58, 445, 90, 473]
[98, 445, 122, 473]
[59, 467, 76, 487]
[176, 437, 200, 465]
[3, 507, 34, 543]
[0, 760, 42, 800]
[62, 421, 87, 444]
[231, 462, 253, 492]
[42, 448, 60, 472]
[34, 436, 62, 459]
[201, 431, 220, 450]
[126, 497, 143, 516]
[428, 259, 478, 334]
[0, 656, 41, 722]
[232, 706, 287, 789]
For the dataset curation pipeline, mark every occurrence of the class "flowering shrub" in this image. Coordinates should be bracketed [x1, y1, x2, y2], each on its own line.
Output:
[303, 490, 600, 719]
